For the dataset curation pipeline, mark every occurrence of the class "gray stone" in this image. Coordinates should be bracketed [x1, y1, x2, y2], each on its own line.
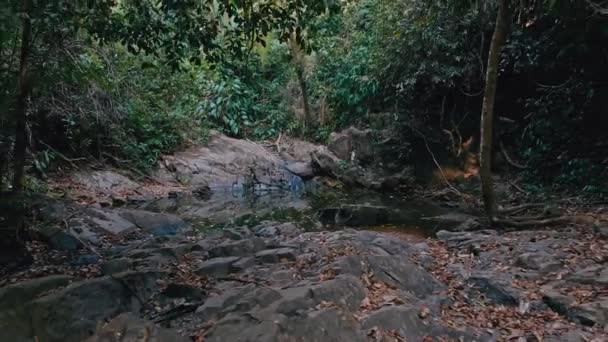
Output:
[279, 308, 366, 342]
[331, 255, 365, 276]
[515, 252, 562, 273]
[196, 294, 232, 321]
[205, 308, 366, 342]
[85, 313, 188, 342]
[112, 270, 167, 304]
[29, 277, 132, 342]
[39, 225, 83, 251]
[155, 131, 294, 188]
[571, 299, 608, 326]
[469, 272, 520, 305]
[285, 161, 314, 179]
[256, 248, 297, 263]
[233, 257, 255, 272]
[85, 208, 137, 236]
[311, 148, 343, 180]
[210, 238, 266, 257]
[274, 285, 315, 316]
[542, 288, 575, 317]
[271, 269, 296, 282]
[328, 127, 373, 163]
[367, 256, 444, 298]
[361, 306, 485, 341]
[567, 266, 608, 286]
[230, 287, 282, 313]
[544, 330, 588, 342]
[311, 276, 365, 312]
[196, 286, 281, 322]
[119, 209, 191, 236]
[204, 312, 282, 342]
[255, 222, 301, 238]
[223, 227, 253, 240]
[0, 275, 74, 342]
[196, 256, 241, 277]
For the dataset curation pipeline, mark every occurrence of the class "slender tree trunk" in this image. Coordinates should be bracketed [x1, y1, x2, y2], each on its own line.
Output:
[480, 0, 509, 220]
[289, 40, 312, 129]
[0, 138, 7, 191]
[295, 65, 312, 128]
[12, 0, 33, 193]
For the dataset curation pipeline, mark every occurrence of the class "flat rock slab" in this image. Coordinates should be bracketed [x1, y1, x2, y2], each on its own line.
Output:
[469, 272, 520, 306]
[155, 131, 292, 187]
[515, 251, 562, 273]
[196, 256, 241, 277]
[332, 255, 443, 299]
[256, 248, 297, 263]
[361, 306, 488, 341]
[119, 209, 191, 236]
[85, 313, 188, 342]
[210, 238, 266, 258]
[255, 222, 302, 238]
[204, 308, 366, 342]
[310, 275, 365, 312]
[85, 208, 137, 236]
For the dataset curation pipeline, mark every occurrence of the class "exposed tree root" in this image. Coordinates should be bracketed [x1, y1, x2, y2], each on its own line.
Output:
[507, 180, 527, 195]
[492, 202, 595, 228]
[492, 216, 573, 228]
[498, 203, 545, 215]
[500, 140, 526, 169]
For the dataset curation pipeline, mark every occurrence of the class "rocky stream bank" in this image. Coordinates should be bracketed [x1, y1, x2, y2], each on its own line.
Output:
[1, 130, 607, 341]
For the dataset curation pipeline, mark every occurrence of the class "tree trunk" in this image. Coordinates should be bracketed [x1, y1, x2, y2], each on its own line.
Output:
[12, 0, 33, 193]
[295, 65, 312, 128]
[480, 0, 509, 220]
[289, 40, 312, 129]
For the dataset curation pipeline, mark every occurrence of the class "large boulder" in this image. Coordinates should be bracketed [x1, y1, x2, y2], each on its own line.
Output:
[328, 127, 374, 163]
[15, 271, 165, 342]
[156, 131, 293, 189]
[0, 276, 73, 342]
[28, 277, 132, 342]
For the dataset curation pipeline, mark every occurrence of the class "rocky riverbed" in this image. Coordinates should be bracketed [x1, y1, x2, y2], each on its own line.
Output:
[1, 130, 607, 341]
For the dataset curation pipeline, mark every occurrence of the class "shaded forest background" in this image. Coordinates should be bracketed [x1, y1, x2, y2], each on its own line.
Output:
[1, 0, 607, 196]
